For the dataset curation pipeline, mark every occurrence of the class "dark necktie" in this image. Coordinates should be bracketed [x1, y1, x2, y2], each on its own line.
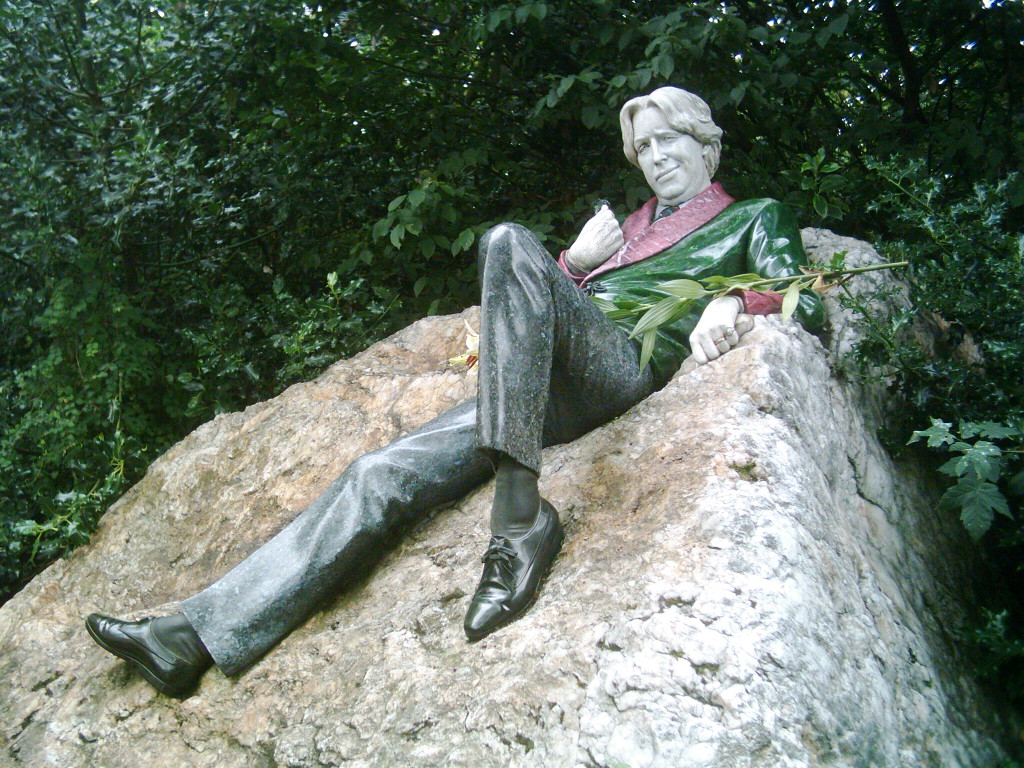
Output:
[654, 205, 678, 222]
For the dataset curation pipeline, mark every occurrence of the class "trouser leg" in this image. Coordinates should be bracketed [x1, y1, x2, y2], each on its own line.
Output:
[180, 399, 491, 675]
[181, 225, 656, 674]
[476, 223, 656, 474]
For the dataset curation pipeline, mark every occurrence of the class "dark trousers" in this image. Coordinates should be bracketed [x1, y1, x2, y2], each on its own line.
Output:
[181, 223, 656, 675]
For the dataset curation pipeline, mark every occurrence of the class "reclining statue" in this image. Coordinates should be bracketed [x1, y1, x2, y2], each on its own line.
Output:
[85, 87, 824, 698]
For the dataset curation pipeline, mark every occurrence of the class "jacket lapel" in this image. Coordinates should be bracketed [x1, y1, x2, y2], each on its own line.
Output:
[582, 182, 735, 285]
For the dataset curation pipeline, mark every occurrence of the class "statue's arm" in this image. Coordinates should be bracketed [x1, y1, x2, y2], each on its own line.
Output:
[689, 200, 824, 364]
[744, 201, 825, 334]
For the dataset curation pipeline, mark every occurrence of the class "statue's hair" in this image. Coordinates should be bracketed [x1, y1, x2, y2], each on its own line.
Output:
[620, 87, 722, 178]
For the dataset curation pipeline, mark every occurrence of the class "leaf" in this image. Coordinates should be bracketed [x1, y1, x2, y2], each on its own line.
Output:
[413, 276, 427, 296]
[813, 194, 828, 217]
[748, 26, 770, 42]
[486, 8, 511, 31]
[591, 296, 618, 312]
[940, 477, 1010, 540]
[962, 441, 1003, 482]
[13, 520, 42, 536]
[938, 441, 1003, 482]
[937, 456, 962, 477]
[1007, 468, 1024, 497]
[960, 421, 1021, 440]
[372, 217, 390, 240]
[389, 224, 405, 248]
[387, 194, 407, 212]
[451, 228, 475, 256]
[830, 13, 849, 36]
[909, 419, 955, 448]
[657, 279, 708, 299]
[408, 189, 426, 208]
[652, 53, 675, 79]
[629, 296, 687, 339]
[781, 282, 801, 322]
[638, 328, 656, 371]
[604, 308, 639, 320]
[702, 273, 764, 291]
[818, 175, 846, 193]
[581, 104, 602, 129]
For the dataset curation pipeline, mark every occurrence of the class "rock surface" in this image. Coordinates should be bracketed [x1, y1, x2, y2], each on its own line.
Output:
[0, 230, 1015, 767]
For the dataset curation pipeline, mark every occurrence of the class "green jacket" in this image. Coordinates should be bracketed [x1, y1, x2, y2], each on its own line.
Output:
[590, 198, 825, 385]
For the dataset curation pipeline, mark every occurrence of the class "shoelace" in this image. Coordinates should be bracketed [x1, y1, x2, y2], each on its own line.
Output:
[481, 537, 516, 567]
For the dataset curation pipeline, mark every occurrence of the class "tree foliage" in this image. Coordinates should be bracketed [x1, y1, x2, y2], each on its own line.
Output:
[0, 0, 1021, 685]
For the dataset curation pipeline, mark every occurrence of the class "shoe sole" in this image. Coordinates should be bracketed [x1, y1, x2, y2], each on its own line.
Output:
[465, 523, 564, 643]
[85, 619, 193, 699]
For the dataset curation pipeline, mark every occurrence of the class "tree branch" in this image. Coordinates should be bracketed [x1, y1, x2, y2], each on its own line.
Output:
[876, 0, 924, 123]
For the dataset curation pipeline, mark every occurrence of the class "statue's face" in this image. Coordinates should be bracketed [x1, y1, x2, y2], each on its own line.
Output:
[631, 106, 711, 207]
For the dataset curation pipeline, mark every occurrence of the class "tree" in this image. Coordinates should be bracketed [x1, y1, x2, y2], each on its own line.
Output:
[1, 2, 1020, 686]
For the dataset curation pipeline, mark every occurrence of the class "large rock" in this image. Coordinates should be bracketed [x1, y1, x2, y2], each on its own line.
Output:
[0, 230, 1015, 767]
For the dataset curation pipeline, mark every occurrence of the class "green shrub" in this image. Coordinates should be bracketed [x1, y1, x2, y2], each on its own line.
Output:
[846, 161, 1024, 699]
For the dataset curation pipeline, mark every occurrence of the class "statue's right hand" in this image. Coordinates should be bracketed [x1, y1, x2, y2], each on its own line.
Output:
[565, 206, 624, 273]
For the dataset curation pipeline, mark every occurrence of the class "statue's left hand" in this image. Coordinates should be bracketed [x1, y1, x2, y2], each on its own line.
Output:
[689, 296, 750, 365]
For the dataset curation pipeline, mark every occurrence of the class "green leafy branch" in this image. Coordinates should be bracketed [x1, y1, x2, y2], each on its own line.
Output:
[909, 418, 1024, 541]
[594, 261, 908, 370]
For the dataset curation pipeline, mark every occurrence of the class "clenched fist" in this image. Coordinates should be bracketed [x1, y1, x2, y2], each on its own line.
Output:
[565, 205, 624, 273]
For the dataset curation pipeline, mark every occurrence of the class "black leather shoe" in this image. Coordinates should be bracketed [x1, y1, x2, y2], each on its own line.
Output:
[464, 498, 563, 641]
[85, 613, 212, 698]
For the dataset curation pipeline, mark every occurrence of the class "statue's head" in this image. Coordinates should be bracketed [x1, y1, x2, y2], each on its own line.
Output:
[619, 87, 723, 206]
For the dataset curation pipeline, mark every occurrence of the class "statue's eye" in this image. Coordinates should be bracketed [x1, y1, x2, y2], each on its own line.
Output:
[637, 142, 649, 154]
